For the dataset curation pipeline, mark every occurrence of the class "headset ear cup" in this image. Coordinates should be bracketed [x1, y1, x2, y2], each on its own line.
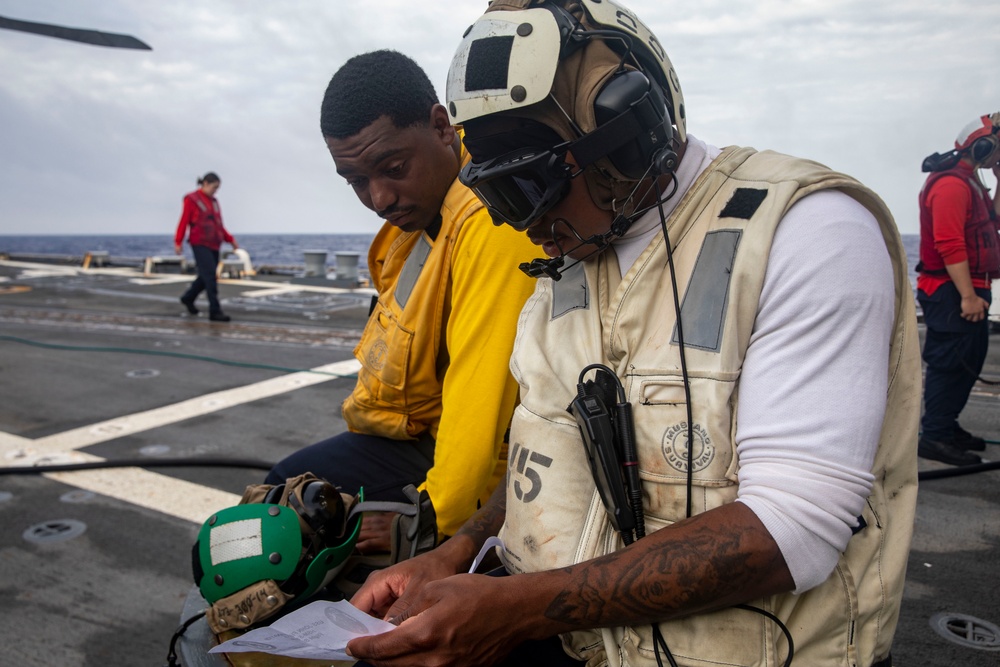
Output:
[263, 483, 286, 504]
[972, 136, 998, 164]
[298, 480, 345, 534]
[592, 69, 672, 178]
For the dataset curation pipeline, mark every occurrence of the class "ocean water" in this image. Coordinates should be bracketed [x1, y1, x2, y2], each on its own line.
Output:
[2, 232, 921, 289]
[0, 233, 375, 270]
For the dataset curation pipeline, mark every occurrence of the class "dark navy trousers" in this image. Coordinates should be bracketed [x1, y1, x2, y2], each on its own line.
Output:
[265, 431, 435, 503]
[917, 282, 992, 441]
[181, 245, 222, 315]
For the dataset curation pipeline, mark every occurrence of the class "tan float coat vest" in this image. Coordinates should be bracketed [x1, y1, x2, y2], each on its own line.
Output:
[500, 147, 920, 667]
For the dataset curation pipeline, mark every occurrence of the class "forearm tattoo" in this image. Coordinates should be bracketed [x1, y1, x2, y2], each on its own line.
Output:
[544, 510, 787, 628]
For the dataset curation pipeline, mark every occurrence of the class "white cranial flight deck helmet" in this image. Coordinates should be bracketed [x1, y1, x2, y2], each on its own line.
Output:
[446, 0, 686, 233]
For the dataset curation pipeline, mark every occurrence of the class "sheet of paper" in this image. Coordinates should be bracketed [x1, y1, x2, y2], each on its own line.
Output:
[211, 537, 507, 660]
[209, 599, 395, 660]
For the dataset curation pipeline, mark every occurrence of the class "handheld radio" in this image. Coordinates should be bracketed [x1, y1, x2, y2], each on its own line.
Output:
[567, 365, 645, 544]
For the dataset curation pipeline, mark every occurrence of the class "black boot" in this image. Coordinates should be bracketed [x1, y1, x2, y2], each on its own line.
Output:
[953, 425, 986, 451]
[918, 437, 982, 466]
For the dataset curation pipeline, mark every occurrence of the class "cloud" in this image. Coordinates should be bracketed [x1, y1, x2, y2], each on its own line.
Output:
[1, 0, 998, 237]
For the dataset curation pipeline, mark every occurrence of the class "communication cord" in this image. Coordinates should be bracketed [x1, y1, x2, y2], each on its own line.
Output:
[0, 457, 275, 475]
[164, 610, 206, 667]
[647, 169, 800, 667]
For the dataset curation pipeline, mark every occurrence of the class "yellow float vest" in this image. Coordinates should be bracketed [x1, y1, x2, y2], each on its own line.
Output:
[343, 165, 484, 441]
[501, 147, 920, 667]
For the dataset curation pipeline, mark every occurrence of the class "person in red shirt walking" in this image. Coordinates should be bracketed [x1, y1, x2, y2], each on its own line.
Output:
[174, 172, 238, 322]
[917, 113, 1000, 465]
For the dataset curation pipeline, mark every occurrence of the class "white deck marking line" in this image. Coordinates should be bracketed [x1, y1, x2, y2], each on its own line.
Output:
[130, 276, 193, 285]
[0, 261, 139, 277]
[0, 260, 374, 294]
[237, 286, 327, 297]
[970, 388, 1000, 398]
[127, 279, 374, 296]
[3, 448, 243, 523]
[0, 260, 80, 273]
[0, 431, 33, 451]
[0, 358, 360, 524]
[0, 438, 241, 522]
[234, 284, 375, 297]
[34, 359, 360, 453]
[45, 452, 244, 524]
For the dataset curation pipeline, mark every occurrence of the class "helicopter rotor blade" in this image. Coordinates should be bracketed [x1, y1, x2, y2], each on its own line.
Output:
[0, 14, 151, 50]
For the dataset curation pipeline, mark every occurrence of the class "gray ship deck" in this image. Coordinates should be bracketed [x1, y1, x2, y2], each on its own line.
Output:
[0, 257, 998, 666]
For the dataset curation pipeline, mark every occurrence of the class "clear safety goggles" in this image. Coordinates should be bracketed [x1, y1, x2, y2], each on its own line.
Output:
[459, 144, 580, 231]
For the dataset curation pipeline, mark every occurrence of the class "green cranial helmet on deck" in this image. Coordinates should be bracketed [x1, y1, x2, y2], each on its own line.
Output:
[192, 473, 362, 633]
[446, 0, 686, 215]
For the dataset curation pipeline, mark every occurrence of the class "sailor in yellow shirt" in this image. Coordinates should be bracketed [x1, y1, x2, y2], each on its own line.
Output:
[266, 50, 537, 550]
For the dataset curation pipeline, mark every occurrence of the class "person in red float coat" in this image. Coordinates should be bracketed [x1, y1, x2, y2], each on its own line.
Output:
[174, 172, 238, 322]
[916, 113, 1000, 465]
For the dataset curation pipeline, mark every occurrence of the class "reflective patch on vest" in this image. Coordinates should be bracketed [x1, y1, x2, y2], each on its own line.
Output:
[192, 196, 219, 217]
[672, 229, 741, 352]
[550, 261, 589, 319]
[394, 235, 432, 309]
[718, 187, 767, 219]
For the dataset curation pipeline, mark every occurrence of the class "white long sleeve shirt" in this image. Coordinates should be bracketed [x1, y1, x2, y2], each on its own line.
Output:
[612, 137, 894, 591]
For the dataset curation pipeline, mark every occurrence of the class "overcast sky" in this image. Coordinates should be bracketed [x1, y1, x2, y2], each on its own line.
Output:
[1, 0, 997, 239]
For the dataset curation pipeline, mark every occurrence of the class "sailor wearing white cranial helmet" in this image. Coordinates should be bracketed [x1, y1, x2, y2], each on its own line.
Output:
[448, 0, 685, 234]
[341, 3, 920, 667]
[446, 1, 918, 667]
